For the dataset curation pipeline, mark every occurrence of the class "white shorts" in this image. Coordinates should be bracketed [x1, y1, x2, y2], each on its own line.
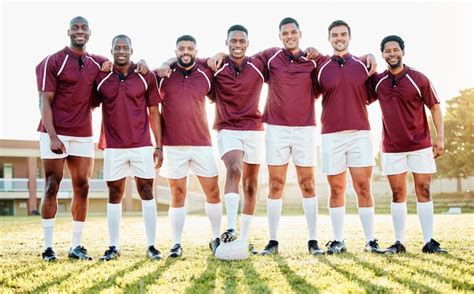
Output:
[159, 146, 218, 179]
[265, 125, 316, 167]
[382, 147, 436, 175]
[321, 130, 375, 175]
[103, 146, 156, 181]
[217, 130, 264, 164]
[39, 132, 94, 159]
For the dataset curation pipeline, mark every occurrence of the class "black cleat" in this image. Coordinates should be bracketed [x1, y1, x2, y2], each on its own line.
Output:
[147, 246, 163, 260]
[99, 246, 120, 261]
[422, 239, 448, 254]
[364, 239, 384, 254]
[221, 228, 237, 243]
[249, 243, 258, 255]
[169, 243, 183, 258]
[383, 241, 406, 254]
[325, 240, 347, 255]
[209, 238, 221, 255]
[42, 247, 58, 262]
[308, 240, 324, 255]
[68, 245, 93, 260]
[259, 240, 279, 255]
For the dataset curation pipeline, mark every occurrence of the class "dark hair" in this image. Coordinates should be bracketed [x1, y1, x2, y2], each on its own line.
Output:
[380, 35, 405, 52]
[279, 17, 299, 30]
[112, 34, 132, 46]
[176, 35, 196, 46]
[227, 24, 248, 37]
[69, 16, 88, 27]
[328, 20, 351, 36]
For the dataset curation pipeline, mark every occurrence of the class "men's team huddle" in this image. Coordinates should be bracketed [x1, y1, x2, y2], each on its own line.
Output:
[35, 16, 447, 262]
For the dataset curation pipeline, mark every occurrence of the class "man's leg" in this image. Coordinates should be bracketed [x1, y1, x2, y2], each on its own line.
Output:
[267, 164, 288, 242]
[295, 166, 318, 240]
[168, 177, 187, 248]
[135, 178, 157, 248]
[197, 176, 222, 241]
[222, 150, 244, 241]
[413, 173, 434, 244]
[240, 162, 259, 242]
[387, 173, 408, 244]
[328, 171, 346, 242]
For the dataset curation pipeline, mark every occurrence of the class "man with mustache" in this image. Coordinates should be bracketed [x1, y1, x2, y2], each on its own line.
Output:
[156, 35, 222, 258]
[370, 35, 447, 254]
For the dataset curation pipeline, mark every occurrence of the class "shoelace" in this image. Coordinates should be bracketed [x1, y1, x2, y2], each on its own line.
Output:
[78, 246, 88, 253]
[149, 247, 159, 255]
[104, 247, 117, 255]
[45, 248, 55, 255]
[325, 240, 340, 248]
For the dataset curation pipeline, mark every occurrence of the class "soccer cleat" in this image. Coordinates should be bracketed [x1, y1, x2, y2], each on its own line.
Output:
[259, 240, 279, 255]
[364, 239, 384, 254]
[221, 228, 237, 243]
[147, 246, 163, 260]
[99, 246, 120, 261]
[169, 243, 183, 258]
[383, 241, 406, 254]
[325, 240, 347, 255]
[209, 238, 221, 255]
[42, 247, 58, 262]
[249, 243, 258, 255]
[308, 240, 324, 255]
[68, 245, 93, 260]
[422, 239, 448, 254]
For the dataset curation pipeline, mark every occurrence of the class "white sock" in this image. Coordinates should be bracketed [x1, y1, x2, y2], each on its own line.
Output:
[71, 220, 85, 248]
[267, 198, 282, 241]
[142, 199, 157, 247]
[239, 214, 253, 242]
[417, 201, 434, 244]
[330, 206, 345, 241]
[205, 202, 222, 239]
[169, 206, 186, 245]
[302, 196, 318, 240]
[224, 193, 240, 230]
[41, 218, 55, 249]
[358, 206, 375, 242]
[391, 202, 407, 243]
[107, 203, 122, 249]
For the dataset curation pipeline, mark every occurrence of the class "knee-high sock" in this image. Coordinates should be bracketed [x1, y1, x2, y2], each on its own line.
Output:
[41, 218, 55, 249]
[239, 213, 253, 242]
[267, 198, 282, 241]
[358, 206, 375, 242]
[302, 196, 318, 240]
[107, 203, 122, 249]
[142, 199, 157, 247]
[417, 201, 434, 244]
[224, 193, 239, 230]
[71, 220, 85, 248]
[205, 202, 222, 239]
[330, 206, 345, 242]
[391, 202, 407, 243]
[169, 206, 186, 245]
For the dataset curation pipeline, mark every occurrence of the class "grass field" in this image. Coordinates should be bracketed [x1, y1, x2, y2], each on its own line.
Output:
[1, 214, 473, 293]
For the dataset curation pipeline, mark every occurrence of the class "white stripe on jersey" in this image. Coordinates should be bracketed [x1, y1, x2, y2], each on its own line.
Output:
[406, 74, 422, 98]
[138, 73, 148, 91]
[56, 55, 69, 76]
[86, 56, 101, 69]
[247, 61, 265, 82]
[375, 75, 389, 93]
[96, 72, 114, 91]
[301, 56, 317, 68]
[197, 68, 211, 92]
[214, 63, 229, 77]
[41, 55, 52, 91]
[317, 59, 332, 84]
[267, 50, 282, 70]
[351, 56, 369, 76]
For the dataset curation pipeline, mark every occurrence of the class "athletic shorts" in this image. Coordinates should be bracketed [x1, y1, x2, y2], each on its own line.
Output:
[321, 130, 375, 175]
[103, 146, 155, 181]
[382, 147, 436, 175]
[159, 146, 218, 179]
[39, 132, 94, 159]
[217, 129, 264, 164]
[265, 125, 316, 167]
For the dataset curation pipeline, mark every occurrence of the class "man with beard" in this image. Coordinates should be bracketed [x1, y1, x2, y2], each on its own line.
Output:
[156, 35, 222, 258]
[370, 35, 447, 254]
[94, 35, 163, 261]
[313, 20, 382, 254]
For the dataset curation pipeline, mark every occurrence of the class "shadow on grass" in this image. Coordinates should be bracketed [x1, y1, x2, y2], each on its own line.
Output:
[406, 252, 474, 272]
[272, 255, 322, 293]
[344, 253, 440, 293]
[185, 255, 272, 293]
[122, 258, 177, 292]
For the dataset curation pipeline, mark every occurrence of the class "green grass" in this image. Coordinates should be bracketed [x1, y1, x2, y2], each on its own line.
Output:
[1, 214, 473, 293]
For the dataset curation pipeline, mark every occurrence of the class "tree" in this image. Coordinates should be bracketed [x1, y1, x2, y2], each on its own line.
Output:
[435, 88, 474, 192]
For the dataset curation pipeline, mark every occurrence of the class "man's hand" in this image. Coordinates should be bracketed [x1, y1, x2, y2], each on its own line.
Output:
[101, 61, 113, 72]
[366, 54, 377, 76]
[135, 59, 149, 74]
[50, 136, 66, 154]
[153, 148, 163, 168]
[304, 47, 320, 60]
[433, 136, 444, 159]
[207, 53, 226, 71]
[154, 65, 172, 78]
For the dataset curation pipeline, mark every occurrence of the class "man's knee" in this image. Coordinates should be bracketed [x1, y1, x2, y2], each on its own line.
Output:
[269, 176, 285, 194]
[298, 178, 315, 195]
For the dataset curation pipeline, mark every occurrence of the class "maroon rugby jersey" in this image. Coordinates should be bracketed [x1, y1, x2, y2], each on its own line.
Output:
[371, 65, 440, 153]
[36, 47, 106, 137]
[211, 56, 265, 131]
[254, 48, 323, 126]
[314, 53, 371, 134]
[157, 64, 213, 146]
[95, 63, 161, 149]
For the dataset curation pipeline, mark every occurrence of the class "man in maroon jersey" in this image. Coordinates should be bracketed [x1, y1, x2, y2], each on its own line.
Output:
[156, 35, 222, 258]
[94, 35, 164, 261]
[371, 35, 447, 254]
[313, 20, 382, 254]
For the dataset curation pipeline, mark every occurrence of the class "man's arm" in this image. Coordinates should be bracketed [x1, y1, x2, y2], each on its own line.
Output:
[429, 104, 444, 159]
[154, 57, 177, 78]
[39, 92, 65, 154]
[148, 105, 163, 168]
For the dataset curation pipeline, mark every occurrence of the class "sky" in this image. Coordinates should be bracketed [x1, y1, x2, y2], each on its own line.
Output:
[0, 0, 473, 150]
